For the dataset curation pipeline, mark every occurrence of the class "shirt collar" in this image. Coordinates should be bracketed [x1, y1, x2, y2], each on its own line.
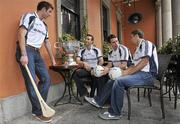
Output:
[137, 39, 144, 49]
[34, 11, 40, 19]
[113, 44, 120, 52]
[86, 45, 93, 50]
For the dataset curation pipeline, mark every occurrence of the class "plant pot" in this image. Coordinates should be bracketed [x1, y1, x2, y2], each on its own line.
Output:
[158, 54, 172, 78]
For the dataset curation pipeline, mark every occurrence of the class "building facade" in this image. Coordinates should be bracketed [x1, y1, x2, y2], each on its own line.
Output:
[0, 0, 179, 123]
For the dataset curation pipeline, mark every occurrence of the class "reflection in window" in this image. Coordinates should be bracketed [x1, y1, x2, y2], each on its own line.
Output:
[117, 20, 121, 43]
[61, 0, 80, 40]
[102, 4, 109, 42]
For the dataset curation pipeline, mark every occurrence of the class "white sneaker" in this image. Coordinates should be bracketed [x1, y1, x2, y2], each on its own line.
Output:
[99, 111, 121, 120]
[84, 96, 100, 108]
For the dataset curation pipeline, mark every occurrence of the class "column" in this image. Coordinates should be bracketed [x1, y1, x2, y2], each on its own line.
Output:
[162, 0, 172, 44]
[155, 0, 162, 48]
[56, 0, 62, 38]
[80, 0, 87, 30]
[172, 0, 180, 36]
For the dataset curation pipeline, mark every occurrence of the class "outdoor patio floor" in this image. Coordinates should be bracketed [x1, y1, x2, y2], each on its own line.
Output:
[7, 89, 180, 124]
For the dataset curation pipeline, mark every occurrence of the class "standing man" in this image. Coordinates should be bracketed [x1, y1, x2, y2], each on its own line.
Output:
[85, 34, 132, 107]
[98, 29, 158, 120]
[73, 34, 104, 101]
[15, 1, 56, 123]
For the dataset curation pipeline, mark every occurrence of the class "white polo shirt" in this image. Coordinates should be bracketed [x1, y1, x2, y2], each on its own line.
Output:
[77, 45, 102, 68]
[133, 40, 158, 75]
[19, 12, 48, 48]
[108, 44, 130, 67]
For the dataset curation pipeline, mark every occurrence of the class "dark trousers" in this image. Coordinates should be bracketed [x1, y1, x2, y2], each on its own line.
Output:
[73, 69, 94, 97]
[92, 74, 109, 96]
[94, 79, 114, 106]
[15, 45, 51, 116]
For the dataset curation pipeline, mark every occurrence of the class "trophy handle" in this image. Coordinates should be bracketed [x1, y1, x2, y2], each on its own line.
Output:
[54, 42, 62, 48]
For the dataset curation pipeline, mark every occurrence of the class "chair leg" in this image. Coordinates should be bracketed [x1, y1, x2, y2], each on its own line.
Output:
[143, 88, 146, 97]
[76, 89, 80, 98]
[174, 81, 178, 109]
[168, 83, 172, 101]
[148, 88, 152, 107]
[160, 87, 165, 118]
[169, 76, 175, 101]
[126, 89, 131, 120]
[137, 88, 140, 102]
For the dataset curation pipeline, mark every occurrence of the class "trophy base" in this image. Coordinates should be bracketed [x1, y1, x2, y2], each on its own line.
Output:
[66, 54, 77, 65]
[68, 61, 77, 66]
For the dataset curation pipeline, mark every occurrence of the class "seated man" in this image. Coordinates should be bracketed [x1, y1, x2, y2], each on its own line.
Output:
[91, 34, 132, 96]
[85, 29, 158, 120]
[73, 34, 103, 101]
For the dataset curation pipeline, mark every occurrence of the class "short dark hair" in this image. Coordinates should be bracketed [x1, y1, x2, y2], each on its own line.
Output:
[107, 34, 117, 43]
[131, 29, 144, 38]
[37, 1, 54, 11]
[87, 34, 94, 41]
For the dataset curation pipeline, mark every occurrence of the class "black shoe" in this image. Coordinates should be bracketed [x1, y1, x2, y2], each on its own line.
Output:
[79, 96, 85, 103]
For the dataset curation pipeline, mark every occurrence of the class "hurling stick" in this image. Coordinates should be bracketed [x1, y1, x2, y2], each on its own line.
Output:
[24, 65, 55, 117]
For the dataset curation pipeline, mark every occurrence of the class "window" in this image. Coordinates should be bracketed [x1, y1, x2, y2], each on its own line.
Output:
[61, 0, 80, 39]
[117, 20, 121, 42]
[102, 4, 109, 41]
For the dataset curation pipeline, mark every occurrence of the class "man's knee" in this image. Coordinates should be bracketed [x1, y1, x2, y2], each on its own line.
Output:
[113, 79, 124, 89]
[42, 74, 51, 86]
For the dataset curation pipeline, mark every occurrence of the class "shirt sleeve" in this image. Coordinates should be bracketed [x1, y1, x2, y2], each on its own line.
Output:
[108, 54, 112, 62]
[19, 13, 31, 30]
[77, 49, 82, 58]
[141, 41, 153, 58]
[43, 22, 49, 39]
[97, 48, 102, 58]
[120, 45, 129, 61]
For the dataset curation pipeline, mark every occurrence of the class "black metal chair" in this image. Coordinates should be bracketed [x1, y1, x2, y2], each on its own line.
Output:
[126, 54, 171, 120]
[172, 54, 180, 109]
[72, 68, 94, 98]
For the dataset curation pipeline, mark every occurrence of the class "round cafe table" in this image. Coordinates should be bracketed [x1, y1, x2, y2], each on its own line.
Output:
[49, 64, 82, 106]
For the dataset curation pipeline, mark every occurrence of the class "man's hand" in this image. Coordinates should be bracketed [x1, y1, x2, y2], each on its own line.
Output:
[102, 66, 109, 75]
[20, 55, 28, 66]
[83, 62, 91, 71]
[121, 69, 129, 76]
[52, 59, 56, 66]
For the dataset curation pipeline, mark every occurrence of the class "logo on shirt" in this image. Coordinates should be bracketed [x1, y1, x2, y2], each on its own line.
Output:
[33, 28, 46, 36]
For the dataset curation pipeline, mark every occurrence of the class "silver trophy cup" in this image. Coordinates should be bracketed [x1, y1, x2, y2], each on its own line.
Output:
[54, 41, 80, 65]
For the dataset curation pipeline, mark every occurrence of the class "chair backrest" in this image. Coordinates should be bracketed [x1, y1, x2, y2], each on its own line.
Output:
[157, 54, 172, 80]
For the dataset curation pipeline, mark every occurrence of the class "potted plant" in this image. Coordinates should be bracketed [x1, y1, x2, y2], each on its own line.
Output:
[158, 38, 173, 54]
[103, 41, 112, 62]
[157, 34, 180, 85]
[158, 34, 180, 55]
[171, 34, 180, 75]
[157, 38, 173, 61]
[55, 33, 76, 64]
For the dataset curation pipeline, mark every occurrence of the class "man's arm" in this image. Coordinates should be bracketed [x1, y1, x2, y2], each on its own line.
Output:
[18, 27, 28, 65]
[122, 57, 149, 76]
[76, 57, 90, 70]
[98, 57, 104, 66]
[119, 61, 127, 70]
[44, 39, 56, 66]
[76, 57, 84, 67]
[102, 62, 112, 75]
